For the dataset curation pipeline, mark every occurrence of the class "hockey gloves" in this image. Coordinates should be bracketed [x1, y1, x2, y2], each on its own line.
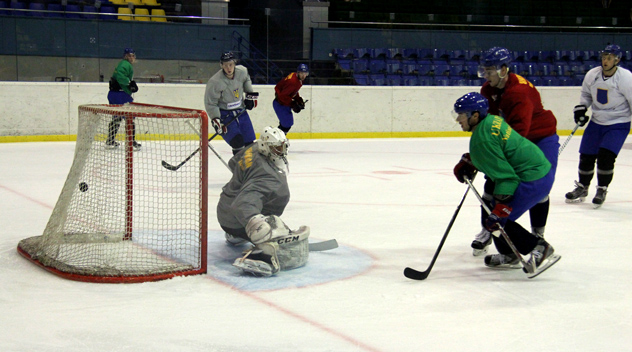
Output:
[573, 105, 589, 126]
[291, 96, 306, 113]
[453, 153, 477, 183]
[129, 80, 138, 93]
[485, 197, 513, 232]
[245, 92, 259, 110]
[211, 118, 227, 135]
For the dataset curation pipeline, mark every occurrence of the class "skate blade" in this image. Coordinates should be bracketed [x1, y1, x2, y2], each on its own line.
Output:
[526, 254, 561, 279]
[565, 198, 585, 204]
[472, 247, 488, 256]
[592, 203, 603, 209]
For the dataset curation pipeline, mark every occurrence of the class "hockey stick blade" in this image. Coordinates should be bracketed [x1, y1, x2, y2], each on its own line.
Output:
[161, 160, 182, 171]
[403, 267, 430, 280]
[309, 239, 338, 252]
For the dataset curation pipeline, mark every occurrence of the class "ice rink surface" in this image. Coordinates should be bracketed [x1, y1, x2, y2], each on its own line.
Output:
[1, 136, 631, 352]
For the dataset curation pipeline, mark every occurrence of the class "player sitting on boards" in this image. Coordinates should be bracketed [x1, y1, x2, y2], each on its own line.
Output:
[216, 126, 309, 277]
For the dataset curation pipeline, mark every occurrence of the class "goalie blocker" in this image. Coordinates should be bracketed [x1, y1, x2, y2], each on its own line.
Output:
[233, 215, 310, 277]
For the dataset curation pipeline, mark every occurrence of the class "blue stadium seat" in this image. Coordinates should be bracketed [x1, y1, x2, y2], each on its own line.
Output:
[523, 62, 539, 76]
[402, 48, 419, 59]
[528, 76, 542, 86]
[402, 75, 419, 86]
[370, 48, 388, 59]
[434, 76, 450, 86]
[569, 61, 585, 75]
[416, 59, 434, 75]
[333, 48, 353, 59]
[539, 63, 554, 76]
[9, 1, 26, 16]
[537, 51, 554, 62]
[431, 49, 449, 60]
[400, 59, 417, 74]
[583, 60, 599, 72]
[0, 1, 9, 16]
[469, 78, 484, 86]
[353, 74, 369, 85]
[557, 76, 574, 86]
[417, 49, 433, 59]
[466, 50, 482, 62]
[541, 76, 559, 86]
[82, 5, 98, 19]
[509, 63, 524, 75]
[387, 48, 402, 59]
[337, 58, 351, 71]
[46, 3, 64, 17]
[386, 59, 402, 74]
[418, 76, 434, 86]
[27, 3, 46, 17]
[512, 51, 526, 62]
[574, 74, 586, 86]
[554, 62, 572, 76]
[465, 62, 480, 77]
[369, 73, 385, 86]
[450, 50, 467, 59]
[449, 64, 464, 77]
[99, 6, 116, 20]
[352, 58, 369, 73]
[369, 58, 386, 73]
[449, 77, 467, 86]
[353, 48, 370, 59]
[433, 63, 450, 76]
[65, 4, 81, 18]
[386, 74, 402, 86]
[624, 50, 632, 62]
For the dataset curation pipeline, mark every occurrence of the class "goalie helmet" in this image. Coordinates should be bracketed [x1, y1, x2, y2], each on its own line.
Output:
[257, 126, 290, 172]
[454, 92, 489, 119]
[601, 44, 622, 60]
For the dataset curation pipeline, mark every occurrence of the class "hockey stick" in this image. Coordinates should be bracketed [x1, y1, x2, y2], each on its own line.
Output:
[403, 183, 471, 280]
[162, 109, 245, 171]
[558, 123, 580, 156]
[464, 177, 534, 273]
[185, 120, 230, 170]
[309, 239, 338, 252]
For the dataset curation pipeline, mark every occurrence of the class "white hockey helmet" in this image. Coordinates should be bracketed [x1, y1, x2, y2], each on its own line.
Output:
[257, 126, 289, 158]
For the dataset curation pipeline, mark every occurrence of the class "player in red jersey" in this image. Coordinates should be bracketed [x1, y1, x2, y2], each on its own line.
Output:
[469, 47, 559, 256]
[273, 64, 309, 134]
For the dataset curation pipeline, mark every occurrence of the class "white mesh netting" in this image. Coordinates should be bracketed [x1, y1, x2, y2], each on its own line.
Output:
[18, 103, 208, 282]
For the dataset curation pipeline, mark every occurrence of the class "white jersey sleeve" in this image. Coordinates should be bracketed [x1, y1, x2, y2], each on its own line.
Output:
[581, 66, 632, 125]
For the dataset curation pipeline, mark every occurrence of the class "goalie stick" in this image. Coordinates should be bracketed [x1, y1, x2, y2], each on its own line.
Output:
[404, 183, 471, 280]
[309, 239, 338, 252]
[162, 109, 244, 171]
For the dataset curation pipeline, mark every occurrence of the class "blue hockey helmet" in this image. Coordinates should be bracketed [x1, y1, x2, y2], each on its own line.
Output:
[297, 63, 309, 73]
[220, 51, 236, 63]
[454, 92, 489, 119]
[602, 44, 622, 60]
[481, 47, 512, 68]
[124, 48, 135, 56]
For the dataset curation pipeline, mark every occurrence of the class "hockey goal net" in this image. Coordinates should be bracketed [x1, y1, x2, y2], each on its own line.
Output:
[17, 103, 208, 283]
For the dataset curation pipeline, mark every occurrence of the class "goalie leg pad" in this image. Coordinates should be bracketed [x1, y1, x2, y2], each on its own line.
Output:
[232, 246, 280, 277]
[247, 215, 291, 245]
[268, 225, 310, 270]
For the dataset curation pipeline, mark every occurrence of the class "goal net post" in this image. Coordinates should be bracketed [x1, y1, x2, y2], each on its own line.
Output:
[17, 103, 209, 283]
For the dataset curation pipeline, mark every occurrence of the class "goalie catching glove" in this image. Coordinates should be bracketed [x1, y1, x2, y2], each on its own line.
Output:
[244, 92, 259, 110]
[291, 96, 306, 113]
[233, 215, 310, 276]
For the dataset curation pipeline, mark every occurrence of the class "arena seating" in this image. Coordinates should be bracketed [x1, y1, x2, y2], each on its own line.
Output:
[335, 47, 632, 86]
[0, 0, 167, 21]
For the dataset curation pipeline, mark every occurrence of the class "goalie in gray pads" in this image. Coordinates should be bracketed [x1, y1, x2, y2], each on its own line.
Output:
[217, 126, 309, 276]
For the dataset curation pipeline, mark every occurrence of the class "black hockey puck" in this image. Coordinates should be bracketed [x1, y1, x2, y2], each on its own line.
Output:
[79, 182, 88, 192]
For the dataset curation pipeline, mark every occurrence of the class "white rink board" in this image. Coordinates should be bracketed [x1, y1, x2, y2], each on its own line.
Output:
[0, 82, 582, 137]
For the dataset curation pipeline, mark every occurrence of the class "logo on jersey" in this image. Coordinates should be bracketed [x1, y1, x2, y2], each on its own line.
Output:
[232, 88, 240, 99]
[597, 88, 609, 104]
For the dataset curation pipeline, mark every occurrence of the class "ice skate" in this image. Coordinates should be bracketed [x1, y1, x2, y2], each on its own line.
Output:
[484, 253, 521, 269]
[132, 141, 142, 151]
[565, 181, 588, 203]
[471, 228, 492, 256]
[524, 238, 561, 278]
[232, 248, 279, 277]
[592, 186, 607, 209]
[105, 139, 119, 149]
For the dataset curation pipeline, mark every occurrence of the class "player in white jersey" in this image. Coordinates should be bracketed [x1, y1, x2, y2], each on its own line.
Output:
[204, 52, 259, 155]
[566, 44, 632, 208]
